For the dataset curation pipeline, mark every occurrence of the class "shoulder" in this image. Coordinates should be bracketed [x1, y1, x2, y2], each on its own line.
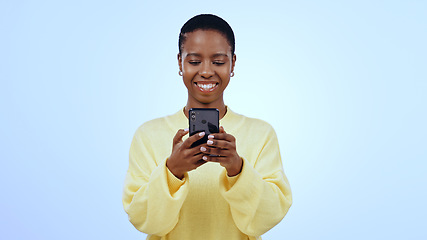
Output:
[137, 116, 168, 133]
[133, 111, 181, 139]
[227, 110, 277, 140]
[244, 115, 274, 132]
[232, 111, 275, 133]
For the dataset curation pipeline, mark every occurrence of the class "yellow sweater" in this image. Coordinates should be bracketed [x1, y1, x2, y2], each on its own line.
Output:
[123, 107, 292, 240]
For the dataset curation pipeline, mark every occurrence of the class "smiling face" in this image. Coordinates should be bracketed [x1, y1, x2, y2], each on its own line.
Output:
[178, 30, 236, 109]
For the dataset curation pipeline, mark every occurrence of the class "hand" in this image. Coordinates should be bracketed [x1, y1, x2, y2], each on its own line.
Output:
[200, 126, 243, 176]
[166, 129, 208, 179]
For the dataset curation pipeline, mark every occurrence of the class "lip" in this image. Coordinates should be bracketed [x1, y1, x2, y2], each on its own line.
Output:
[193, 81, 219, 93]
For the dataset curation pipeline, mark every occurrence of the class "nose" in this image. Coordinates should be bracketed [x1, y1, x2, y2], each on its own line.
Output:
[199, 61, 214, 79]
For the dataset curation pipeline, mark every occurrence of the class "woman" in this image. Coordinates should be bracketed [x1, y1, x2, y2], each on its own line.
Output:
[123, 14, 292, 240]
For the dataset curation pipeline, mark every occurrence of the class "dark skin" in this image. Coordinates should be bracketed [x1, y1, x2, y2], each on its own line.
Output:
[166, 30, 242, 179]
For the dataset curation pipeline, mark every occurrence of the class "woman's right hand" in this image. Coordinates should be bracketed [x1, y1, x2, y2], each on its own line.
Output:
[166, 129, 207, 179]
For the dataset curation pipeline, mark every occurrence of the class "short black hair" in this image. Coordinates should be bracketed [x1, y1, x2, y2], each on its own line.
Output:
[178, 14, 235, 56]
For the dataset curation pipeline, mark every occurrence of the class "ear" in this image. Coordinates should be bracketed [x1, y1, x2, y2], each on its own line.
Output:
[231, 54, 236, 73]
[177, 53, 183, 72]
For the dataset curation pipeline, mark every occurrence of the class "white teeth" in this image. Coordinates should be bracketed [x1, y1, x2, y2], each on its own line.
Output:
[197, 83, 216, 90]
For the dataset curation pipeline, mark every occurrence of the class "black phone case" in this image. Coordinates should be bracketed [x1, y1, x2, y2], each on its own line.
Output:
[189, 108, 219, 148]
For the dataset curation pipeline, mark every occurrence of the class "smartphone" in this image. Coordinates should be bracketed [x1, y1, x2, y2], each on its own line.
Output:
[189, 108, 219, 148]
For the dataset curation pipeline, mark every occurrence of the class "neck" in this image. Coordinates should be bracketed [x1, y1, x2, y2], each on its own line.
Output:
[184, 101, 227, 119]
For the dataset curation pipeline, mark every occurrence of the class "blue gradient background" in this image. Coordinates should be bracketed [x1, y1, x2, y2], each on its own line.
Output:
[1, 1, 426, 239]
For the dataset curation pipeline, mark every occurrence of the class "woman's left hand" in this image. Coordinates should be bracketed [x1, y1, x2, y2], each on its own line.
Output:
[200, 126, 243, 176]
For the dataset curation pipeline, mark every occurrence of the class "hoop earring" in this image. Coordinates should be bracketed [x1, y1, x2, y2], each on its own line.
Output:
[230, 72, 234, 77]
[179, 70, 183, 76]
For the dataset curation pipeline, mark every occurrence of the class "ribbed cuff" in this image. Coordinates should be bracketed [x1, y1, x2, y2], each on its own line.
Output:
[226, 174, 239, 187]
[220, 158, 249, 191]
[165, 161, 187, 196]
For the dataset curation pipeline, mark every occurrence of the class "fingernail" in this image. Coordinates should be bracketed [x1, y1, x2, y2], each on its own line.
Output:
[207, 140, 213, 145]
[208, 135, 214, 139]
[200, 146, 206, 151]
[202, 156, 207, 160]
[184, 128, 189, 132]
[199, 132, 205, 137]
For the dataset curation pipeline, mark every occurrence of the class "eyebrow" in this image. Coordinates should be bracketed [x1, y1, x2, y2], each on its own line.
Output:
[212, 53, 229, 58]
[186, 53, 229, 58]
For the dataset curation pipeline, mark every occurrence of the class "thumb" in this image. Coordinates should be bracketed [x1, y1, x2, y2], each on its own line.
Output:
[219, 126, 226, 133]
[173, 128, 189, 145]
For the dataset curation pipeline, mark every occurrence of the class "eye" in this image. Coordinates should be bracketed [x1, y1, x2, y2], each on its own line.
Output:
[213, 61, 225, 65]
[189, 61, 201, 65]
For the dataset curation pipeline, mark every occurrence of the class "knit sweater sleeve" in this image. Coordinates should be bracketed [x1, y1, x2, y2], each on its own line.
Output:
[219, 125, 292, 237]
[122, 125, 189, 236]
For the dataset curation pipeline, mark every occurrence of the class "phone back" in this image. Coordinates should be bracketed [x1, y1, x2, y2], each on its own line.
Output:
[189, 108, 219, 147]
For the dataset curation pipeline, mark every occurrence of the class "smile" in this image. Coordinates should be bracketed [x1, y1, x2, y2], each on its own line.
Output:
[194, 82, 219, 92]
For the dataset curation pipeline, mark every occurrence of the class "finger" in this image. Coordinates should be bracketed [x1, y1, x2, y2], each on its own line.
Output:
[195, 159, 207, 167]
[207, 132, 235, 142]
[173, 128, 189, 145]
[188, 154, 207, 164]
[206, 138, 233, 149]
[200, 145, 228, 156]
[202, 154, 225, 162]
[187, 143, 209, 156]
[219, 126, 226, 133]
[185, 152, 210, 168]
[182, 131, 206, 148]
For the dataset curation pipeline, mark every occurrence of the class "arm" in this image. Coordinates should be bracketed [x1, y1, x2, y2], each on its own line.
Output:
[218, 126, 292, 236]
[122, 127, 208, 236]
[122, 127, 189, 236]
